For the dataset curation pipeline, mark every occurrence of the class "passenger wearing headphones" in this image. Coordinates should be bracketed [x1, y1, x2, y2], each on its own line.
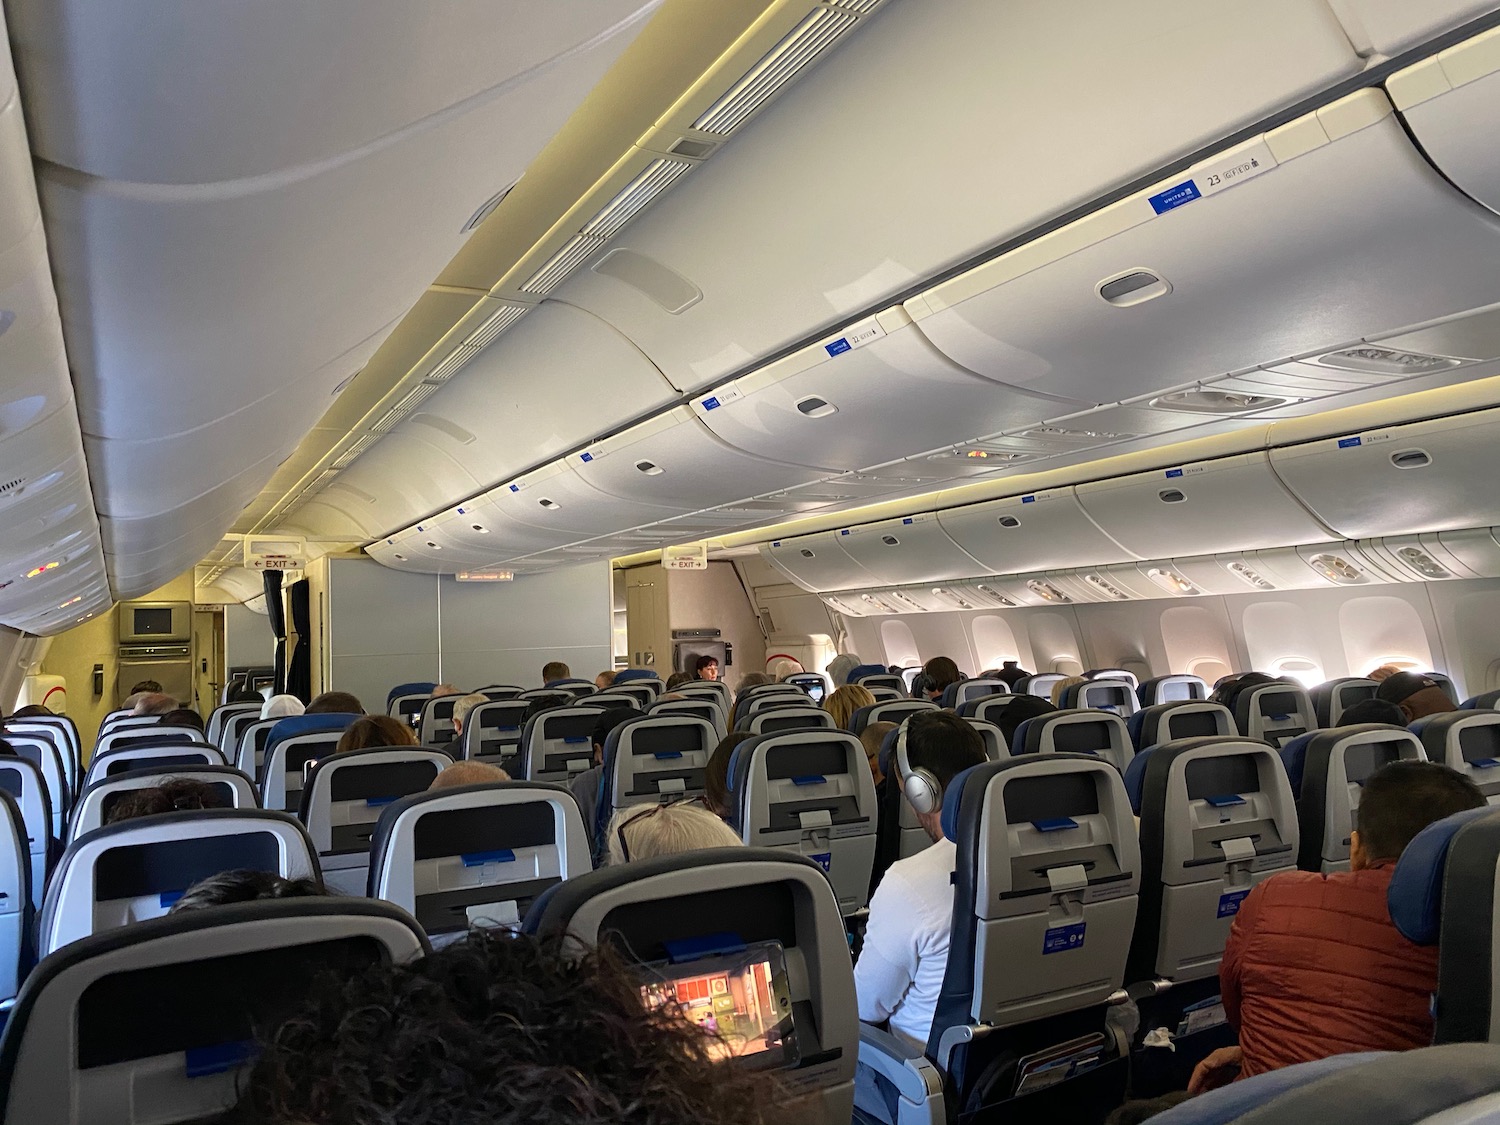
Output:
[854, 711, 986, 1053]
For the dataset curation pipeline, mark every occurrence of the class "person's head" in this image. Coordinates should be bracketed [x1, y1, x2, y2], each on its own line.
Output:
[1350, 760, 1484, 868]
[1367, 664, 1406, 683]
[449, 692, 489, 737]
[607, 800, 745, 865]
[664, 671, 694, 691]
[130, 679, 163, 695]
[523, 694, 570, 723]
[159, 708, 206, 732]
[132, 692, 178, 716]
[105, 778, 230, 824]
[335, 715, 416, 754]
[921, 656, 962, 700]
[305, 691, 363, 715]
[232, 929, 788, 1125]
[1050, 676, 1089, 707]
[541, 661, 571, 684]
[429, 760, 511, 791]
[168, 870, 327, 914]
[825, 654, 861, 687]
[694, 655, 720, 682]
[1376, 671, 1457, 722]
[736, 672, 774, 693]
[0, 737, 14, 757]
[1337, 698, 1408, 727]
[121, 692, 149, 711]
[591, 707, 638, 767]
[896, 711, 986, 842]
[430, 684, 460, 698]
[261, 694, 305, 720]
[989, 695, 1055, 748]
[704, 731, 756, 818]
[1208, 671, 1275, 709]
[860, 721, 898, 786]
[824, 683, 876, 731]
[594, 670, 617, 690]
[9, 703, 52, 718]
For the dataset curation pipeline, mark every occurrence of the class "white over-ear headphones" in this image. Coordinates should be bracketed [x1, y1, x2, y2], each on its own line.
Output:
[895, 718, 942, 816]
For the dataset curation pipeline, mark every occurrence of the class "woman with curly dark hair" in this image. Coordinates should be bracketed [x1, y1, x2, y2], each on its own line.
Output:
[231, 928, 792, 1125]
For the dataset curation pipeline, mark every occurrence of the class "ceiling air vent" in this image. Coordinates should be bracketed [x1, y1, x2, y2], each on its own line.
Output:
[1016, 425, 1132, 442]
[1146, 567, 1199, 596]
[1316, 345, 1463, 376]
[1391, 449, 1431, 469]
[1227, 561, 1275, 591]
[859, 592, 900, 614]
[636, 460, 665, 476]
[1159, 489, 1186, 503]
[0, 477, 25, 497]
[796, 396, 837, 418]
[997, 515, 1021, 529]
[931, 587, 974, 610]
[537, 498, 561, 511]
[1308, 553, 1366, 585]
[1084, 573, 1130, 601]
[582, 159, 695, 240]
[330, 434, 378, 470]
[463, 302, 531, 351]
[520, 234, 606, 295]
[1026, 579, 1071, 604]
[1152, 389, 1287, 413]
[799, 548, 815, 558]
[880, 535, 899, 546]
[1397, 546, 1450, 579]
[693, 6, 862, 136]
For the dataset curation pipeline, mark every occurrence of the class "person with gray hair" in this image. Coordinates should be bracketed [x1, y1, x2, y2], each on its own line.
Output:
[132, 692, 179, 716]
[449, 691, 489, 739]
[261, 694, 305, 720]
[826, 654, 862, 687]
[606, 800, 744, 865]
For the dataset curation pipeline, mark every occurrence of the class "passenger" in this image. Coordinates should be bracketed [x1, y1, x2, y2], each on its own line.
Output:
[1049, 675, 1089, 706]
[231, 929, 788, 1125]
[694, 655, 721, 682]
[594, 669, 617, 690]
[824, 683, 876, 731]
[1208, 671, 1276, 711]
[449, 692, 488, 740]
[1190, 760, 1485, 1091]
[0, 737, 15, 757]
[1366, 663, 1405, 683]
[859, 720, 898, 788]
[261, 693, 305, 720]
[105, 778, 230, 824]
[430, 683, 461, 697]
[523, 694, 569, 722]
[9, 703, 52, 718]
[129, 679, 163, 695]
[169, 869, 327, 914]
[767, 657, 803, 681]
[568, 707, 638, 843]
[991, 660, 1031, 688]
[1375, 670, 1457, 722]
[430, 760, 511, 790]
[664, 671, 695, 691]
[305, 690, 364, 715]
[826, 654, 862, 687]
[159, 707, 206, 733]
[606, 800, 744, 864]
[541, 660, 572, 686]
[991, 694, 1056, 748]
[121, 692, 151, 711]
[1336, 698, 1408, 726]
[855, 712, 986, 1118]
[919, 656, 962, 703]
[132, 692, 179, 716]
[704, 731, 755, 819]
[735, 671, 774, 693]
[335, 715, 416, 754]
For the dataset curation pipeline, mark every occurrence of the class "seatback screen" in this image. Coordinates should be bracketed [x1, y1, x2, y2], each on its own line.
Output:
[1343, 740, 1403, 785]
[635, 725, 704, 756]
[638, 941, 796, 1070]
[1258, 691, 1300, 719]
[1185, 754, 1259, 801]
[1459, 724, 1500, 766]
[1003, 772, 1099, 824]
[1052, 721, 1111, 755]
[1170, 710, 1221, 739]
[544, 713, 597, 743]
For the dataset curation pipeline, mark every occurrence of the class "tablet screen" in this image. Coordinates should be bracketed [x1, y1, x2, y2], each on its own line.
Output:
[638, 940, 797, 1070]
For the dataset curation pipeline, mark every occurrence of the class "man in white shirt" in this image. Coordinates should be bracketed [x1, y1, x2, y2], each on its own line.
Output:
[854, 711, 986, 1122]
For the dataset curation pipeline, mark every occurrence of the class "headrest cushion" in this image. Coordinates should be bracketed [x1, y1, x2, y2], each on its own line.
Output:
[1389, 806, 1496, 944]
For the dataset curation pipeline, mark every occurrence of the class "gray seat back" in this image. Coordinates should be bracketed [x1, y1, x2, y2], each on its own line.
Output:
[69, 766, 260, 844]
[82, 743, 224, 795]
[0, 756, 52, 912]
[459, 699, 531, 772]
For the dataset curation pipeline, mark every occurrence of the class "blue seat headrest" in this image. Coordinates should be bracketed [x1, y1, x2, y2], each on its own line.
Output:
[849, 704, 877, 735]
[1122, 749, 1154, 814]
[612, 670, 660, 684]
[1126, 709, 1148, 750]
[265, 712, 359, 750]
[1011, 716, 1041, 753]
[1389, 806, 1496, 945]
[940, 764, 983, 843]
[877, 727, 901, 776]
[849, 664, 888, 684]
[386, 682, 434, 706]
[1278, 731, 1319, 799]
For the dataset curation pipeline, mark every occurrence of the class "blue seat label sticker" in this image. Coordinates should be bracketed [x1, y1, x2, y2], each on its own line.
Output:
[1165, 468, 1183, 478]
[825, 338, 852, 357]
[1149, 180, 1201, 214]
[1021, 495, 1036, 504]
[1338, 436, 1362, 449]
[1218, 889, 1250, 918]
[701, 396, 720, 411]
[810, 852, 833, 873]
[1043, 922, 1086, 954]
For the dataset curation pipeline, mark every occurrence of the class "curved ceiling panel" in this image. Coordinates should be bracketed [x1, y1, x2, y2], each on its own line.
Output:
[1329, 0, 1499, 55]
[5, 1, 660, 182]
[552, 0, 1359, 391]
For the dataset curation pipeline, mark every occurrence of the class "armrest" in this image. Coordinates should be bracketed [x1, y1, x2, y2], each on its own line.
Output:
[858, 1023, 944, 1119]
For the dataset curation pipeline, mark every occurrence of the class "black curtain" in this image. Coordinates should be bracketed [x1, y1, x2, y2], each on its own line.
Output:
[286, 578, 312, 702]
[263, 570, 286, 696]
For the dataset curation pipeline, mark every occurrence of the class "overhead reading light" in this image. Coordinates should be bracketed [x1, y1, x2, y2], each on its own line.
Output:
[1026, 579, 1071, 604]
[931, 588, 974, 610]
[889, 591, 925, 611]
[57, 596, 80, 609]
[24, 561, 60, 579]
[1308, 553, 1366, 585]
[860, 593, 899, 614]
[1152, 389, 1286, 413]
[938, 447, 1029, 461]
[1146, 567, 1199, 596]
[1227, 561, 1275, 591]
[1317, 345, 1464, 376]
[1016, 425, 1131, 441]
[1083, 573, 1130, 601]
[973, 584, 1018, 608]
[1397, 546, 1450, 579]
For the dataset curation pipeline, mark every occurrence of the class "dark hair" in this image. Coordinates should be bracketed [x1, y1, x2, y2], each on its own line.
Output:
[228, 687, 265, 705]
[541, 661, 571, 683]
[1336, 699, 1408, 727]
[232, 929, 788, 1125]
[159, 708, 206, 732]
[993, 695, 1056, 748]
[169, 870, 327, 914]
[664, 671, 694, 691]
[705, 731, 756, 818]
[1376, 672, 1456, 721]
[9, 704, 52, 718]
[306, 691, 364, 715]
[591, 707, 639, 752]
[336, 715, 416, 754]
[130, 679, 164, 694]
[904, 711, 985, 790]
[0, 737, 15, 757]
[921, 657, 962, 696]
[523, 694, 570, 722]
[105, 779, 230, 824]
[1357, 760, 1485, 861]
[694, 655, 719, 674]
[1208, 671, 1276, 711]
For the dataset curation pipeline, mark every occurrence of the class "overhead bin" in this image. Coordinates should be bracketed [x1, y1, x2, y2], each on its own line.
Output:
[691, 307, 1081, 473]
[762, 533, 883, 593]
[1331, 1, 1500, 56]
[1075, 452, 1333, 559]
[907, 89, 1500, 408]
[937, 489, 1136, 575]
[1268, 403, 1500, 539]
[1388, 26, 1500, 217]
[325, 430, 483, 538]
[830, 513, 987, 586]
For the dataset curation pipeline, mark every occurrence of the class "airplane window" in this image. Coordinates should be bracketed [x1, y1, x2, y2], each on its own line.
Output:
[972, 615, 1020, 671]
[1268, 657, 1324, 689]
[879, 620, 920, 667]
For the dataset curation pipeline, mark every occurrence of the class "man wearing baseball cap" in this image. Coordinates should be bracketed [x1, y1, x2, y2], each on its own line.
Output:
[1375, 670, 1458, 722]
